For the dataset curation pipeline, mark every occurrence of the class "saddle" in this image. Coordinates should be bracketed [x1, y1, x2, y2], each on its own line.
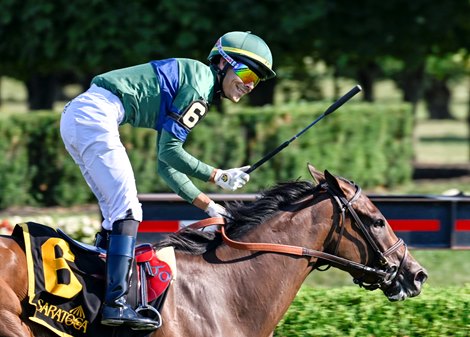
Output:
[56, 228, 175, 312]
[13, 222, 175, 337]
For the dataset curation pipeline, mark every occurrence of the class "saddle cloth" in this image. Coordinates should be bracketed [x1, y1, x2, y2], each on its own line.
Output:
[12, 222, 173, 337]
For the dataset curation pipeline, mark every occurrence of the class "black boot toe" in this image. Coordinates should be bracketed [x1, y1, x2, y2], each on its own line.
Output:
[102, 301, 160, 330]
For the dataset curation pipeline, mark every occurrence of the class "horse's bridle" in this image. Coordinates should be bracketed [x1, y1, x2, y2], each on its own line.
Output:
[193, 181, 407, 292]
[322, 181, 408, 290]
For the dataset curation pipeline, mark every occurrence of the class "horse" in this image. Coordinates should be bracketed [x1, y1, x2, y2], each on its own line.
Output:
[0, 164, 427, 337]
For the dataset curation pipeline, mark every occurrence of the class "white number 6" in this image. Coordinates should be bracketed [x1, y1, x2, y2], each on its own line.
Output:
[179, 100, 208, 130]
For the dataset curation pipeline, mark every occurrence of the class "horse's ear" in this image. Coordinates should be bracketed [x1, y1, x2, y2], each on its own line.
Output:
[324, 170, 346, 197]
[308, 163, 324, 185]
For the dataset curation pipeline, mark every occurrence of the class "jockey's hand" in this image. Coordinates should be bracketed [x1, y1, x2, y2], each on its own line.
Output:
[214, 166, 250, 191]
[205, 201, 229, 218]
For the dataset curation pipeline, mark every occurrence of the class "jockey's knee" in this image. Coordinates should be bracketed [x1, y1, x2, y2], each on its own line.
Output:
[111, 208, 142, 237]
[111, 203, 142, 224]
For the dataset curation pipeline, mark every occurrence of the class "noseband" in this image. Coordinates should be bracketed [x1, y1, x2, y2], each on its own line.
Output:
[195, 181, 408, 292]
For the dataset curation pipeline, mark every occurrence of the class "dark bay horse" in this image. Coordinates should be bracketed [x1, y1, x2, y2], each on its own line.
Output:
[0, 164, 427, 337]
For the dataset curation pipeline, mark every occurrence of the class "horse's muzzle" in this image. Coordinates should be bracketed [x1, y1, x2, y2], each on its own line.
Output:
[384, 267, 428, 301]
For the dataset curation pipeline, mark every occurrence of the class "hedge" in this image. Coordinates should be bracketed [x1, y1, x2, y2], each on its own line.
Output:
[274, 285, 470, 337]
[0, 102, 413, 208]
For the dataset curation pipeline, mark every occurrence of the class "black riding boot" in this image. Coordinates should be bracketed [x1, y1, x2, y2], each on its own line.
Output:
[101, 220, 159, 330]
[94, 228, 111, 250]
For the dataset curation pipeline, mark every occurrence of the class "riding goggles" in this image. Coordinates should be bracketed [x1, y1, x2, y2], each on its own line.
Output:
[216, 38, 260, 87]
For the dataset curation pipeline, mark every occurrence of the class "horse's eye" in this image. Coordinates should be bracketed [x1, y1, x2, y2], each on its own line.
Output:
[373, 219, 385, 227]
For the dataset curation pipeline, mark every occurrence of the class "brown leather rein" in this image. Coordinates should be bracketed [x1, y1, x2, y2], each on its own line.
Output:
[187, 182, 407, 291]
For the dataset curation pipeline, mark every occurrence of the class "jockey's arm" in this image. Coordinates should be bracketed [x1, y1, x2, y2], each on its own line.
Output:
[157, 130, 216, 210]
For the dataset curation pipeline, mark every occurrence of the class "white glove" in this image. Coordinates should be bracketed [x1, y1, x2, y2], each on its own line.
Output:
[214, 166, 251, 191]
[205, 201, 229, 218]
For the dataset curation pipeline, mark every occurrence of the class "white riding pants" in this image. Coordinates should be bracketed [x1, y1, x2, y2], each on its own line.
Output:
[60, 84, 142, 230]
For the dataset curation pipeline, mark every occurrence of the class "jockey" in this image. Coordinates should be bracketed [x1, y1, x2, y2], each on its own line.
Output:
[60, 31, 275, 330]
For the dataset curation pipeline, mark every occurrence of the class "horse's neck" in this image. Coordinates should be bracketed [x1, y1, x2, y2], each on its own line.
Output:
[172, 210, 324, 336]
[225, 208, 333, 329]
[170, 249, 310, 336]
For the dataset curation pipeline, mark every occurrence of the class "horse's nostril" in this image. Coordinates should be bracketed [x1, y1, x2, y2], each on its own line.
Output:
[415, 270, 428, 284]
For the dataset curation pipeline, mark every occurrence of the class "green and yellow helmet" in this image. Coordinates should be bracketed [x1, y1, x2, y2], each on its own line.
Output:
[208, 31, 276, 81]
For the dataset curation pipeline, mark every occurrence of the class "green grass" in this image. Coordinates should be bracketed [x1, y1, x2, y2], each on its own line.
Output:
[414, 119, 469, 164]
[275, 285, 470, 337]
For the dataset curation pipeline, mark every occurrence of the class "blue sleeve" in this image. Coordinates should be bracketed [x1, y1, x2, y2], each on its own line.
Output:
[151, 59, 190, 141]
[162, 115, 190, 142]
[152, 59, 213, 143]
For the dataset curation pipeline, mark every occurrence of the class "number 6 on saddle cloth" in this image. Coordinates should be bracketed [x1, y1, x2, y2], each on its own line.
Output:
[13, 222, 176, 337]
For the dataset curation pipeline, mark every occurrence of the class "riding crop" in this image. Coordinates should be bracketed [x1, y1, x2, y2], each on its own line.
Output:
[246, 85, 362, 174]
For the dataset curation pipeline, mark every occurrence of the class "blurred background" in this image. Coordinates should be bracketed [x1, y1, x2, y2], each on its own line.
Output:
[0, 0, 469, 335]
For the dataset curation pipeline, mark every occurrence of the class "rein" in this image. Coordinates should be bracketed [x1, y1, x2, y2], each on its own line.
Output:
[188, 181, 407, 291]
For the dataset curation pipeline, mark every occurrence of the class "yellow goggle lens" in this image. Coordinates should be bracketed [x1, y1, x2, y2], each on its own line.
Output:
[233, 63, 260, 87]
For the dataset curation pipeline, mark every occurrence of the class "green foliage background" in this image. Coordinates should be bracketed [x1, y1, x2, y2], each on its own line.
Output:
[1, 1, 469, 80]
[0, 102, 413, 208]
[274, 285, 470, 336]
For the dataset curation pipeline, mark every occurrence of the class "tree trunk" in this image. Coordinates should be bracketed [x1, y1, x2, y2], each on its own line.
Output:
[394, 63, 425, 163]
[468, 76, 470, 161]
[333, 71, 340, 99]
[424, 77, 452, 119]
[26, 74, 58, 110]
[395, 64, 425, 116]
[357, 62, 380, 102]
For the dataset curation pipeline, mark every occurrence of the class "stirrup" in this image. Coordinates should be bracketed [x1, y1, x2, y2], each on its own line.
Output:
[101, 303, 160, 330]
[135, 306, 162, 330]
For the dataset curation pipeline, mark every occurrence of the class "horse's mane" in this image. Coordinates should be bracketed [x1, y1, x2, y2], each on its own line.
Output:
[154, 180, 317, 255]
